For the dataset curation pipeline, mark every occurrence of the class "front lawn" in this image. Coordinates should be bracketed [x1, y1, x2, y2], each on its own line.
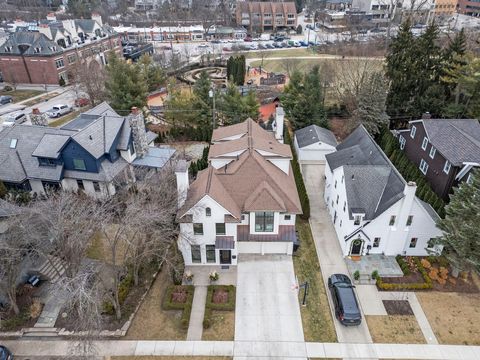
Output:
[125, 270, 188, 340]
[0, 89, 43, 103]
[366, 315, 425, 344]
[293, 219, 337, 342]
[416, 292, 480, 345]
[48, 108, 85, 128]
[202, 285, 236, 341]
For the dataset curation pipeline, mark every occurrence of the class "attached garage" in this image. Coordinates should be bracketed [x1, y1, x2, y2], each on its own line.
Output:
[294, 125, 337, 169]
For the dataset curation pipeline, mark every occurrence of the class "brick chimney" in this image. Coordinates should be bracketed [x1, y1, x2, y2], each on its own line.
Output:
[128, 107, 149, 158]
[30, 108, 48, 126]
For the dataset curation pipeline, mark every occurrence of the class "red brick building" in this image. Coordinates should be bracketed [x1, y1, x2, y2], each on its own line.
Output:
[236, 1, 297, 33]
[0, 15, 122, 85]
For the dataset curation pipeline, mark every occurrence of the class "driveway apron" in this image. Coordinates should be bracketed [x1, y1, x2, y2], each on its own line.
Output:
[235, 254, 305, 343]
[303, 163, 373, 344]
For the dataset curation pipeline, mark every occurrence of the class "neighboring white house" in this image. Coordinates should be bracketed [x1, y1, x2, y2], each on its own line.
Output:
[175, 112, 301, 267]
[294, 124, 337, 167]
[324, 125, 442, 257]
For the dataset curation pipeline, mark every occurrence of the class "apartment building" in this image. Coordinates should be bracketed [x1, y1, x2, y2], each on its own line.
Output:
[236, 1, 297, 33]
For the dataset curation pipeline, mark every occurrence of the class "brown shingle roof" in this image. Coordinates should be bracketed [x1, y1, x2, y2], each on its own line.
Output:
[209, 118, 291, 158]
[178, 120, 301, 220]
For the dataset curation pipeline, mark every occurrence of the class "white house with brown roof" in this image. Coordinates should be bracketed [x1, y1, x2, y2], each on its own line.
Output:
[175, 114, 301, 266]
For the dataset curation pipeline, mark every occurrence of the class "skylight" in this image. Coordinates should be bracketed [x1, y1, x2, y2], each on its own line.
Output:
[10, 138, 18, 149]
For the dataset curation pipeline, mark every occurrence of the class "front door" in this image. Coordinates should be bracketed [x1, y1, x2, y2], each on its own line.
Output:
[350, 239, 363, 256]
[220, 250, 231, 264]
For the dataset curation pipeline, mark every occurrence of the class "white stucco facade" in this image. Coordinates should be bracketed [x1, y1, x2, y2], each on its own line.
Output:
[324, 162, 443, 257]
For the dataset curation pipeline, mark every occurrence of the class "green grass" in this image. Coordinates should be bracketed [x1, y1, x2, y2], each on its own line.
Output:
[0, 89, 43, 103]
[293, 219, 337, 342]
[48, 108, 85, 128]
[245, 48, 314, 58]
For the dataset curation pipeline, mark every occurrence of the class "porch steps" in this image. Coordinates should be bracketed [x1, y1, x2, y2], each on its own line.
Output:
[23, 327, 60, 337]
[35, 255, 66, 283]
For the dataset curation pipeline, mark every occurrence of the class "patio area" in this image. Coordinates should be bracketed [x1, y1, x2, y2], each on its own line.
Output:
[345, 254, 403, 278]
[183, 265, 237, 286]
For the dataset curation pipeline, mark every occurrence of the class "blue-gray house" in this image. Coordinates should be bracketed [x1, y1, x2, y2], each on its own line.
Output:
[0, 102, 175, 198]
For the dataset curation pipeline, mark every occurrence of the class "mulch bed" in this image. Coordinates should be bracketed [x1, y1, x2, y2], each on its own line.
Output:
[382, 272, 424, 284]
[171, 288, 188, 303]
[212, 289, 228, 304]
[382, 300, 414, 316]
[430, 272, 478, 293]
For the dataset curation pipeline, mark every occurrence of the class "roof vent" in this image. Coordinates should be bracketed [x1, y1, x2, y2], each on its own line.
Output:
[351, 174, 355, 180]
[89, 135, 93, 140]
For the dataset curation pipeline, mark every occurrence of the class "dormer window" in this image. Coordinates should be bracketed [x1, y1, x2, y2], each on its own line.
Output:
[39, 158, 56, 167]
[34, 47, 42, 53]
[353, 215, 362, 225]
[4, 46, 12, 53]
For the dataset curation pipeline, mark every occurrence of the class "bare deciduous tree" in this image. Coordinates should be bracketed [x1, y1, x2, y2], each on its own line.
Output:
[69, 59, 107, 106]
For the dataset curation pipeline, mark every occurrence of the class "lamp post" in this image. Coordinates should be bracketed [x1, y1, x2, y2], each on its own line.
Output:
[209, 87, 216, 129]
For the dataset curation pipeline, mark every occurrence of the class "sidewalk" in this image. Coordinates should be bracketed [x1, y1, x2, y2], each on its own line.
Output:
[2, 339, 480, 359]
[186, 286, 207, 340]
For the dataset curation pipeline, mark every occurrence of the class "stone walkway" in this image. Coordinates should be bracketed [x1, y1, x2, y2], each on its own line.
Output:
[345, 254, 404, 278]
[379, 291, 439, 345]
[3, 339, 480, 359]
[186, 286, 207, 340]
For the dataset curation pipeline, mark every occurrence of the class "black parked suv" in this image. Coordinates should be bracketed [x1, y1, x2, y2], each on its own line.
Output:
[0, 345, 13, 360]
[328, 274, 362, 326]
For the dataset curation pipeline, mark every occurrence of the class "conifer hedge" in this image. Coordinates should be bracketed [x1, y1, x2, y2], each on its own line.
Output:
[378, 130, 445, 218]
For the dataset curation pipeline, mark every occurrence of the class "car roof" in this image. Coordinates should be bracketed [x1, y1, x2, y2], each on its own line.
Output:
[337, 286, 360, 315]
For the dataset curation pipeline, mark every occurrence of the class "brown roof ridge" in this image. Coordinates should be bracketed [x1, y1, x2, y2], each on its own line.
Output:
[205, 166, 213, 194]
[244, 180, 286, 211]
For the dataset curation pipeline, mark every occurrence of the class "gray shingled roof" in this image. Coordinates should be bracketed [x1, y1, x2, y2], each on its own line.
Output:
[1, 32, 63, 56]
[32, 134, 70, 159]
[326, 126, 406, 221]
[295, 125, 337, 148]
[72, 115, 124, 159]
[420, 119, 480, 166]
[0, 125, 75, 183]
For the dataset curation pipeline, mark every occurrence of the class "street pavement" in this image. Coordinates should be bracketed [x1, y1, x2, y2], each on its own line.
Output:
[302, 163, 373, 344]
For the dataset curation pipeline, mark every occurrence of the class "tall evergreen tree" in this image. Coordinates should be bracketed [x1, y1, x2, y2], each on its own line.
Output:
[105, 54, 148, 113]
[352, 71, 389, 136]
[193, 71, 212, 105]
[137, 55, 166, 93]
[435, 170, 480, 271]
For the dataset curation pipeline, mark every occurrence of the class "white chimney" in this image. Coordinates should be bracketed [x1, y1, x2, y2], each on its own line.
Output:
[399, 181, 417, 226]
[274, 106, 285, 143]
[175, 160, 189, 208]
[129, 107, 149, 159]
[91, 12, 103, 27]
[46, 12, 57, 22]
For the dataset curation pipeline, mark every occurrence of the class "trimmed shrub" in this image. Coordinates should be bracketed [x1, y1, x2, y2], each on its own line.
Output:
[395, 255, 411, 276]
[353, 270, 360, 280]
[378, 256, 433, 290]
[371, 270, 379, 280]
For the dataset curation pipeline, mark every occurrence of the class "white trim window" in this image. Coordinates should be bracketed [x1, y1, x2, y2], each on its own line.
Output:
[410, 125, 417, 139]
[429, 146, 436, 159]
[419, 159, 429, 175]
[467, 173, 473, 184]
[399, 135, 406, 150]
[443, 160, 451, 174]
[421, 137, 428, 151]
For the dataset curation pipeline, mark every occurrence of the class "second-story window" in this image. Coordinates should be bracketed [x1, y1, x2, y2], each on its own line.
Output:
[443, 160, 451, 174]
[410, 125, 417, 139]
[399, 135, 406, 150]
[206, 207, 211, 217]
[284, 214, 291, 220]
[429, 146, 436, 159]
[354, 215, 361, 225]
[389, 215, 396, 226]
[193, 223, 203, 235]
[421, 137, 428, 150]
[419, 159, 429, 175]
[255, 211, 274, 232]
[216, 223, 226, 235]
[73, 158, 86, 171]
[55, 58, 65, 69]
[406, 215, 413, 226]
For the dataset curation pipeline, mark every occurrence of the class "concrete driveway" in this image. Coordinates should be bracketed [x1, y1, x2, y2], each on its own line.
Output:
[235, 254, 304, 342]
[302, 164, 373, 344]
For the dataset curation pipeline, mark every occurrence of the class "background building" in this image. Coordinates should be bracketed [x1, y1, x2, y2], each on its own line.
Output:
[236, 1, 297, 33]
[0, 13, 121, 85]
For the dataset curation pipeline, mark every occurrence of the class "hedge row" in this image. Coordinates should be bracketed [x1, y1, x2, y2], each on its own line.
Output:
[377, 257, 433, 291]
[378, 130, 445, 218]
[163, 285, 195, 329]
[189, 145, 209, 178]
[284, 128, 310, 220]
[395, 255, 411, 276]
[203, 285, 236, 330]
